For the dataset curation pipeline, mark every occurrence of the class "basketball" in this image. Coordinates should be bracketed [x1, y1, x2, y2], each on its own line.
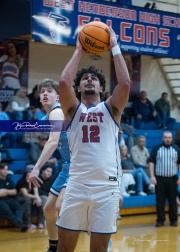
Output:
[79, 21, 110, 55]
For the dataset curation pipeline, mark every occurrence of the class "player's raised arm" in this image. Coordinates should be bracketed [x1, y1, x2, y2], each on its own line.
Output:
[106, 27, 130, 124]
[59, 36, 87, 119]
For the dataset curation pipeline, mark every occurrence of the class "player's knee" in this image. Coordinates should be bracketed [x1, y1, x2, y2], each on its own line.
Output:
[55, 198, 63, 213]
[43, 200, 56, 216]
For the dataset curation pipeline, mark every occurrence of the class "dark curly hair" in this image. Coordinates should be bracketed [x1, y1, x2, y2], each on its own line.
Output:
[74, 66, 106, 100]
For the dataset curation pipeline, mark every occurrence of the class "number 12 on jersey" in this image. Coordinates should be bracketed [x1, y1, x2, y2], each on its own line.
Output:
[82, 125, 100, 143]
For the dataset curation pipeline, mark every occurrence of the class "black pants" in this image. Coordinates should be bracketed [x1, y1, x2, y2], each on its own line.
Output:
[0, 198, 24, 228]
[155, 175, 178, 224]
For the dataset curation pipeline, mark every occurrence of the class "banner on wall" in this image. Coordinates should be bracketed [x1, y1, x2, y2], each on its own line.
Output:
[0, 40, 29, 109]
[32, 0, 180, 58]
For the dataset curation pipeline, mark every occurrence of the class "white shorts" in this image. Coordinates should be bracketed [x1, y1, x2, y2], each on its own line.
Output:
[56, 182, 120, 234]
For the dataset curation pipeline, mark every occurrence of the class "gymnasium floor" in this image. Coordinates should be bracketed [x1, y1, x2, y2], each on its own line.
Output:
[0, 214, 179, 252]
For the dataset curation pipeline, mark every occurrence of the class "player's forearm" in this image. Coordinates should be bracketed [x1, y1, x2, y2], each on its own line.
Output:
[113, 52, 130, 90]
[34, 138, 58, 170]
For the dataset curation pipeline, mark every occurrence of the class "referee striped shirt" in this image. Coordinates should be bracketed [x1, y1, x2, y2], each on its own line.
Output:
[149, 144, 180, 177]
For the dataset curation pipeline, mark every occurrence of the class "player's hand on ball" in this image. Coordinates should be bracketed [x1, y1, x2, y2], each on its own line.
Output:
[107, 26, 118, 50]
[76, 34, 87, 55]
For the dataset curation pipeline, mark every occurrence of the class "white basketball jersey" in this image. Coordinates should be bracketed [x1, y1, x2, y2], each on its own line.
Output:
[2, 61, 21, 89]
[67, 102, 122, 185]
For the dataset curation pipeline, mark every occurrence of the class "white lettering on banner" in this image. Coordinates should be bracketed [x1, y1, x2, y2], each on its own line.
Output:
[120, 44, 168, 55]
[139, 11, 160, 25]
[43, 0, 75, 10]
[78, 1, 137, 21]
[163, 16, 180, 28]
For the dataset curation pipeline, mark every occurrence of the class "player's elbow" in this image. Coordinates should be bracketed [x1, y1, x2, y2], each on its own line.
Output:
[59, 76, 69, 89]
[121, 79, 131, 89]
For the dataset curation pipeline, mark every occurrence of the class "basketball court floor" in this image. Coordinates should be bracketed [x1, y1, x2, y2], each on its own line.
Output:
[0, 213, 179, 252]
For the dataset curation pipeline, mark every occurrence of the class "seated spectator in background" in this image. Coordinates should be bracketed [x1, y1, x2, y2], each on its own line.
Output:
[26, 134, 60, 180]
[120, 170, 136, 197]
[120, 146, 154, 196]
[133, 90, 161, 129]
[6, 86, 33, 120]
[38, 164, 54, 227]
[0, 102, 17, 148]
[28, 84, 46, 119]
[120, 123, 137, 153]
[131, 136, 150, 176]
[22, 132, 47, 148]
[0, 163, 28, 231]
[118, 128, 126, 148]
[174, 129, 180, 148]
[154, 92, 176, 130]
[16, 164, 45, 229]
[121, 107, 132, 125]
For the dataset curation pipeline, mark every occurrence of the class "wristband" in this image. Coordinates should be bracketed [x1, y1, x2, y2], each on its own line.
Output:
[111, 45, 121, 56]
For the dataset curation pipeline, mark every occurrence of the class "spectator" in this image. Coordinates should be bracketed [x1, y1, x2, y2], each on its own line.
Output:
[0, 163, 28, 231]
[28, 84, 46, 119]
[16, 164, 46, 229]
[38, 164, 54, 228]
[149, 131, 180, 227]
[120, 146, 154, 196]
[133, 90, 162, 129]
[120, 171, 136, 197]
[22, 132, 47, 149]
[16, 165, 38, 229]
[26, 134, 60, 179]
[154, 92, 176, 130]
[120, 123, 137, 153]
[131, 135, 150, 176]
[118, 128, 126, 148]
[6, 86, 33, 120]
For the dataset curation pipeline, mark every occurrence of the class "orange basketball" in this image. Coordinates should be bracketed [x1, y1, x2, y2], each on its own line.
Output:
[79, 21, 110, 55]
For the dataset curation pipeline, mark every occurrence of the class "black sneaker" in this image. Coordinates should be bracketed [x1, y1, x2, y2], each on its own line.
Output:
[155, 222, 164, 227]
[170, 222, 178, 227]
[21, 225, 29, 232]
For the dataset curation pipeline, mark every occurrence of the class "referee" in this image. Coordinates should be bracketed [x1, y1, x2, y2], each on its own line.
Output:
[149, 131, 180, 227]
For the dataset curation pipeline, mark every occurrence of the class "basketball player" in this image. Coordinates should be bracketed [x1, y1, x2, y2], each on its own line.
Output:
[56, 26, 130, 251]
[28, 79, 70, 252]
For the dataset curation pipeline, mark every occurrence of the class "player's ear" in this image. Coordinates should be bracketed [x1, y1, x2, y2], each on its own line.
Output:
[77, 86, 81, 92]
[56, 95, 59, 101]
